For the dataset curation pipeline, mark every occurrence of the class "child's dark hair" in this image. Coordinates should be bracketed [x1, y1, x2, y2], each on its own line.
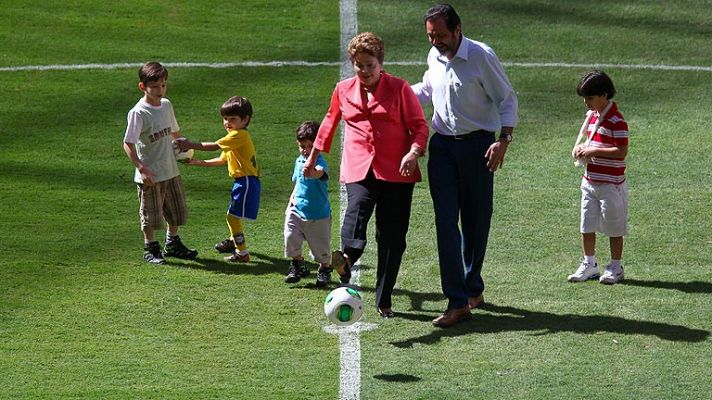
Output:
[138, 61, 168, 84]
[576, 70, 616, 99]
[296, 121, 320, 142]
[220, 96, 253, 126]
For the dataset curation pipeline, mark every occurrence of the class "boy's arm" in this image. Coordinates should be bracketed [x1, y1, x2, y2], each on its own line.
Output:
[123, 142, 156, 186]
[288, 185, 297, 208]
[312, 165, 325, 180]
[576, 144, 628, 159]
[184, 157, 226, 167]
[193, 141, 220, 151]
[176, 137, 220, 152]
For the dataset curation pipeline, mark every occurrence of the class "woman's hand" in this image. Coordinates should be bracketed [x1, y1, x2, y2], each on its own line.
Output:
[302, 153, 319, 178]
[399, 149, 419, 177]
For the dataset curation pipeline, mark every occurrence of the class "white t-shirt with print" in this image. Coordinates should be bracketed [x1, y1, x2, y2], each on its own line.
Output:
[124, 98, 180, 184]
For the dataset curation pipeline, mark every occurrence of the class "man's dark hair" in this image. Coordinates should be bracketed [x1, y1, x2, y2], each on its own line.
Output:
[576, 70, 617, 99]
[424, 4, 461, 31]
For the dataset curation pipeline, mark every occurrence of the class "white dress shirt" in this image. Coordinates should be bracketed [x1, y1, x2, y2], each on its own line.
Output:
[412, 35, 518, 135]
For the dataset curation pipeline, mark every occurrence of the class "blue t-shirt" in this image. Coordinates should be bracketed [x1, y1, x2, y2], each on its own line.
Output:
[290, 154, 330, 220]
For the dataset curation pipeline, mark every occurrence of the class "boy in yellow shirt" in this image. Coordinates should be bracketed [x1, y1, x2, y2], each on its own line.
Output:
[180, 96, 260, 262]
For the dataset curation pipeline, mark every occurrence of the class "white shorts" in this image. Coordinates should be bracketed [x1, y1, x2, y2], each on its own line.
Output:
[284, 211, 331, 264]
[580, 179, 628, 237]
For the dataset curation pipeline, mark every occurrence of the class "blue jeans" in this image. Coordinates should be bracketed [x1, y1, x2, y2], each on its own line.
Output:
[428, 132, 494, 310]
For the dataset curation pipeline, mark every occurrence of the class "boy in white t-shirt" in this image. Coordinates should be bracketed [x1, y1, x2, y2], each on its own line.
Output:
[122, 61, 198, 265]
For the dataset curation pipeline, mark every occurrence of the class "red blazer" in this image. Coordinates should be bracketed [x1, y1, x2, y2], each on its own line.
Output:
[314, 72, 429, 184]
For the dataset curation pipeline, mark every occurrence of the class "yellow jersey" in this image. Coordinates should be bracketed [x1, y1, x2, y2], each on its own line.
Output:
[217, 128, 259, 178]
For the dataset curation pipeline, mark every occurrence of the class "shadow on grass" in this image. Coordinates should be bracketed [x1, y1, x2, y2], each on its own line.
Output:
[282, 263, 377, 292]
[391, 303, 710, 348]
[373, 374, 422, 383]
[170, 251, 286, 275]
[290, 267, 445, 308]
[620, 279, 712, 294]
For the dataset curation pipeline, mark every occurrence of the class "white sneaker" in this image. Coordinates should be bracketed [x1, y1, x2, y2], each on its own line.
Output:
[599, 264, 624, 284]
[567, 260, 599, 282]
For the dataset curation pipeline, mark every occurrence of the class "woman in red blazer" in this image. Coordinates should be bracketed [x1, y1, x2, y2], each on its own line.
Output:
[303, 32, 429, 318]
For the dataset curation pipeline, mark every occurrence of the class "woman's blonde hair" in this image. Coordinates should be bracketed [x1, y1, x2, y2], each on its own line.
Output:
[347, 32, 384, 64]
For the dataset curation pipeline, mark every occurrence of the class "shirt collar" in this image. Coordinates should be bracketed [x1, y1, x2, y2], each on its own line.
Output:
[454, 34, 470, 61]
[436, 34, 469, 64]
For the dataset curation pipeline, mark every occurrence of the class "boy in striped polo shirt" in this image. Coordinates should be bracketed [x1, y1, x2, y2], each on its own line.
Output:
[568, 70, 629, 284]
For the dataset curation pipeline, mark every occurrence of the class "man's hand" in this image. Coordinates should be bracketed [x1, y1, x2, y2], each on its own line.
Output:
[485, 140, 509, 172]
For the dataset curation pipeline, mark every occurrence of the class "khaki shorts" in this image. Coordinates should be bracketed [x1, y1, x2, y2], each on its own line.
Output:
[137, 175, 188, 230]
[284, 211, 331, 264]
[580, 179, 628, 237]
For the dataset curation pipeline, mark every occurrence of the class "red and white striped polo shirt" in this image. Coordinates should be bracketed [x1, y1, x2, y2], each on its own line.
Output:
[584, 102, 629, 184]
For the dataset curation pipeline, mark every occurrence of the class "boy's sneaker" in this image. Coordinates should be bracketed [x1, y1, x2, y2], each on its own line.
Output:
[316, 266, 333, 287]
[331, 250, 351, 284]
[144, 242, 166, 265]
[567, 260, 599, 282]
[225, 251, 250, 263]
[164, 236, 199, 260]
[599, 264, 624, 284]
[284, 260, 310, 283]
[215, 238, 236, 253]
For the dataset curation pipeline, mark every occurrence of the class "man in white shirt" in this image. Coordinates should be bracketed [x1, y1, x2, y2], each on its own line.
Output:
[412, 3, 518, 328]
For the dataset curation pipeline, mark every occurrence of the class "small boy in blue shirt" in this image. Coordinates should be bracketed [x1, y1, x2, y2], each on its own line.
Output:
[283, 121, 332, 286]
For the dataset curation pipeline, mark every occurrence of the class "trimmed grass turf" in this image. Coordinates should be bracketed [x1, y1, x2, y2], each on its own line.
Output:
[1, 1, 711, 399]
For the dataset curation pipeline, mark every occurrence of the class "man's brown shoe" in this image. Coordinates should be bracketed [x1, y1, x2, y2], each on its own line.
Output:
[432, 306, 472, 328]
[468, 294, 485, 310]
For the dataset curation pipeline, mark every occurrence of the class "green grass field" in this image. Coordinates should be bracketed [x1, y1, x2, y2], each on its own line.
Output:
[1, 1, 710, 399]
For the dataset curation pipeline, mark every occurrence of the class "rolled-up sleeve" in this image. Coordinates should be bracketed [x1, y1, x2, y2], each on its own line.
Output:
[480, 53, 518, 128]
[401, 83, 429, 152]
[411, 68, 433, 106]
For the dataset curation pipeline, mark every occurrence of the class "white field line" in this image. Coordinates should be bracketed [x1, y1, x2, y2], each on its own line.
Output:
[2, 61, 712, 73]
[335, 2, 361, 400]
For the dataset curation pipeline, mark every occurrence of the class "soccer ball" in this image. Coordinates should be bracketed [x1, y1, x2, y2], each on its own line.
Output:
[324, 287, 364, 326]
[173, 140, 194, 163]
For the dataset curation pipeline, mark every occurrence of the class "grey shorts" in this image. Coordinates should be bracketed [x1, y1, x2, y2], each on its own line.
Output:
[284, 211, 331, 264]
[580, 179, 628, 237]
[137, 175, 188, 230]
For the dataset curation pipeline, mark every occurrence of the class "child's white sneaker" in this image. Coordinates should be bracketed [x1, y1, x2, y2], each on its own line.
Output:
[599, 264, 624, 284]
[567, 260, 599, 282]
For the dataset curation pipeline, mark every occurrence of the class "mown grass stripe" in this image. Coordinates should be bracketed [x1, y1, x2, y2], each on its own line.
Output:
[2, 61, 711, 73]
